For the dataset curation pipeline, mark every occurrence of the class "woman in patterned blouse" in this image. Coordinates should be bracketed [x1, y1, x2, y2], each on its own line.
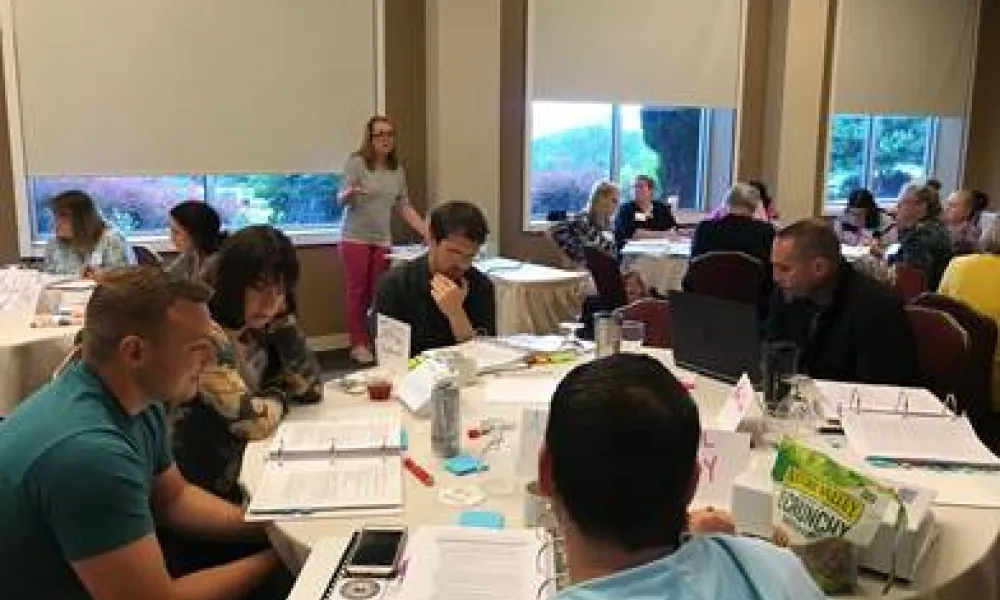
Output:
[168, 225, 322, 501]
[549, 180, 621, 267]
[42, 190, 134, 277]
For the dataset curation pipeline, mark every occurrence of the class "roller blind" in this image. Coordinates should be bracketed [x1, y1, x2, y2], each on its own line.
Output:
[9, 0, 378, 175]
[832, 0, 979, 117]
[528, 0, 744, 107]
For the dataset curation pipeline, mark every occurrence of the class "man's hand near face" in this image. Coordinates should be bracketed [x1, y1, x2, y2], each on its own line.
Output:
[430, 273, 476, 343]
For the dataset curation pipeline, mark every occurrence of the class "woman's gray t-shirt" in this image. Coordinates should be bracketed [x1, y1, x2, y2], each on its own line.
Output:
[340, 154, 408, 245]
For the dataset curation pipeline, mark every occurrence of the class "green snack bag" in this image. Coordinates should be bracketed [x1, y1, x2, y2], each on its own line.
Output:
[771, 438, 902, 594]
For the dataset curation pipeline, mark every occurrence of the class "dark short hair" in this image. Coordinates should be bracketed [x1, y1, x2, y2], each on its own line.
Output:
[206, 225, 299, 329]
[847, 188, 881, 230]
[428, 201, 489, 245]
[776, 219, 842, 262]
[84, 266, 212, 362]
[545, 354, 700, 552]
[170, 201, 226, 256]
[635, 175, 656, 191]
[747, 180, 772, 209]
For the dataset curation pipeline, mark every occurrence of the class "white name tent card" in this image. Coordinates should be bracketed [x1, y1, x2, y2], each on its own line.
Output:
[691, 429, 752, 509]
[375, 313, 411, 377]
[715, 373, 756, 431]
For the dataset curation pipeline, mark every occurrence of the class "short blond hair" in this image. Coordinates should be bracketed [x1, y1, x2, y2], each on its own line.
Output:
[586, 180, 620, 212]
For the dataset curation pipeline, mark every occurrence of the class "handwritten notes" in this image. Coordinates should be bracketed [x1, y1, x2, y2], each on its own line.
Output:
[715, 373, 756, 431]
[692, 429, 752, 509]
[375, 313, 411, 377]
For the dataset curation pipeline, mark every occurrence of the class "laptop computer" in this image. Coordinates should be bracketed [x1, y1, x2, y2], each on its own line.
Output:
[668, 290, 762, 385]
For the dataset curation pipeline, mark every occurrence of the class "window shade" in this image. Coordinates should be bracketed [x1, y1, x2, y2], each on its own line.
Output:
[10, 0, 377, 175]
[832, 0, 979, 117]
[528, 0, 744, 107]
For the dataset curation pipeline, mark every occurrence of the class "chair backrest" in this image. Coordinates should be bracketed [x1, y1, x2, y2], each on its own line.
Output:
[133, 244, 163, 267]
[913, 293, 999, 451]
[904, 305, 970, 403]
[894, 264, 927, 302]
[615, 298, 671, 348]
[684, 251, 764, 306]
[584, 247, 626, 308]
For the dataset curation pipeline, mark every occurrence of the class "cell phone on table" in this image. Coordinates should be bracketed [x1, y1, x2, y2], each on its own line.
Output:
[344, 526, 407, 578]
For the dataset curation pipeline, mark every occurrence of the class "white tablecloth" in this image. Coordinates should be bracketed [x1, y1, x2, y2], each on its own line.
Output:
[0, 324, 78, 415]
[621, 240, 691, 294]
[480, 260, 586, 336]
[240, 349, 1000, 599]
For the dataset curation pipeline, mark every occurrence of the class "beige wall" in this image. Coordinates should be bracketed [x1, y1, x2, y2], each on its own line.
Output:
[965, 0, 1000, 207]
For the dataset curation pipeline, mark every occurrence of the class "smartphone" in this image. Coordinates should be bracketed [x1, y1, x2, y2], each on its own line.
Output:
[344, 527, 407, 578]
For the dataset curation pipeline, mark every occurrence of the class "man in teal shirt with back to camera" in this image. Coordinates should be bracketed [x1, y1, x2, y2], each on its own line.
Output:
[0, 267, 282, 600]
[538, 354, 825, 599]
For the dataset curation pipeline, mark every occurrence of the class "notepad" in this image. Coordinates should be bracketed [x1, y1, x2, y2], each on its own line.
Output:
[268, 415, 403, 458]
[247, 456, 403, 517]
[842, 412, 1000, 469]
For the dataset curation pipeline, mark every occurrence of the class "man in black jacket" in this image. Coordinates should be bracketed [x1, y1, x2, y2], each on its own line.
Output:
[766, 219, 917, 385]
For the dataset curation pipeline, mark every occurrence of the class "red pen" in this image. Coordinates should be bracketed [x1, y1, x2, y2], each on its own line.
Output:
[403, 456, 435, 487]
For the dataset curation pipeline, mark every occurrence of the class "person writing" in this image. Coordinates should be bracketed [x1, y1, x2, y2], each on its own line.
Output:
[166, 200, 226, 282]
[539, 354, 825, 599]
[371, 201, 495, 356]
[339, 116, 429, 365]
[835, 188, 895, 246]
[613, 175, 678, 248]
[0, 267, 281, 600]
[42, 190, 134, 277]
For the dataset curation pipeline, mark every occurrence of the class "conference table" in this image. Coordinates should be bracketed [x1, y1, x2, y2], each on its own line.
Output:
[0, 323, 78, 416]
[240, 347, 1000, 600]
[388, 247, 588, 336]
[621, 240, 875, 294]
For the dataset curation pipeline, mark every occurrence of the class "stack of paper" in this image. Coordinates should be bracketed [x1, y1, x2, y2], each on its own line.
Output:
[0, 268, 44, 325]
[268, 415, 403, 458]
[842, 412, 1000, 469]
[395, 527, 553, 600]
[450, 338, 528, 374]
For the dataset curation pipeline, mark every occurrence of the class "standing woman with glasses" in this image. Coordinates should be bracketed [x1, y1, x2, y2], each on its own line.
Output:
[338, 116, 429, 364]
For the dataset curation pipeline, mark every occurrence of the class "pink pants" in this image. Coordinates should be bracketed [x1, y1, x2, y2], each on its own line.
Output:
[340, 242, 390, 348]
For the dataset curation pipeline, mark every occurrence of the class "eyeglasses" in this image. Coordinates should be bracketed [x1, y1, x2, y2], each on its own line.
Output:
[371, 130, 395, 139]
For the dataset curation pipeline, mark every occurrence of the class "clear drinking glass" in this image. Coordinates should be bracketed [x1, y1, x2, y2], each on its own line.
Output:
[620, 320, 645, 353]
[479, 429, 517, 497]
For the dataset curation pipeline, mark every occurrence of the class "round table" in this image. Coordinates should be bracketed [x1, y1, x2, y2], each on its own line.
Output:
[0, 324, 79, 416]
[482, 261, 586, 336]
[240, 349, 1000, 600]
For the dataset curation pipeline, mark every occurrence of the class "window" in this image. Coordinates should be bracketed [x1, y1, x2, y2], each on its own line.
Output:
[825, 114, 937, 204]
[29, 173, 342, 241]
[528, 101, 731, 223]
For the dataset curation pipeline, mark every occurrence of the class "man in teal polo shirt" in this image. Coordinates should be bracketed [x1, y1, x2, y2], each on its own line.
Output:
[0, 267, 281, 600]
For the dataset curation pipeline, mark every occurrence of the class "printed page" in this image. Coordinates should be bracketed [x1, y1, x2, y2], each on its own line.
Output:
[842, 413, 1000, 468]
[268, 414, 402, 457]
[247, 456, 403, 515]
[396, 527, 551, 600]
[451, 338, 528, 374]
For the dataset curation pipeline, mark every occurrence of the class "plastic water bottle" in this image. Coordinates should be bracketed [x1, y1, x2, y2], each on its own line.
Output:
[431, 379, 461, 458]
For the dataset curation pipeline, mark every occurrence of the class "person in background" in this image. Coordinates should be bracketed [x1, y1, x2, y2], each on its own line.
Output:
[166, 200, 227, 282]
[42, 190, 134, 277]
[169, 225, 321, 504]
[539, 354, 825, 600]
[685, 182, 775, 301]
[0, 267, 282, 600]
[338, 116, 429, 365]
[549, 180, 620, 267]
[835, 188, 896, 246]
[926, 178, 943, 194]
[749, 180, 779, 222]
[886, 181, 952, 289]
[942, 189, 989, 255]
[613, 175, 678, 248]
[939, 219, 1000, 412]
[372, 201, 495, 357]
[768, 219, 917, 385]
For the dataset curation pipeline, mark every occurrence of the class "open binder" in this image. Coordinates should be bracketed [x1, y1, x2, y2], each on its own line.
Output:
[247, 417, 405, 519]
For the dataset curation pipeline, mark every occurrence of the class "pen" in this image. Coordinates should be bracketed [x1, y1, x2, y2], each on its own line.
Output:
[403, 456, 435, 486]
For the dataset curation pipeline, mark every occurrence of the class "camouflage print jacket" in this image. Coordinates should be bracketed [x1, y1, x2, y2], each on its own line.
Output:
[890, 218, 954, 290]
[168, 312, 322, 501]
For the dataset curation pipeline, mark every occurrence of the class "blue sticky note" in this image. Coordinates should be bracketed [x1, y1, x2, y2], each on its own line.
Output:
[459, 510, 505, 529]
[444, 454, 488, 476]
[399, 429, 409, 451]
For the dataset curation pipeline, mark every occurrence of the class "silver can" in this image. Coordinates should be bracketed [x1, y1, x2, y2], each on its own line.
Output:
[594, 311, 621, 358]
[431, 379, 461, 458]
